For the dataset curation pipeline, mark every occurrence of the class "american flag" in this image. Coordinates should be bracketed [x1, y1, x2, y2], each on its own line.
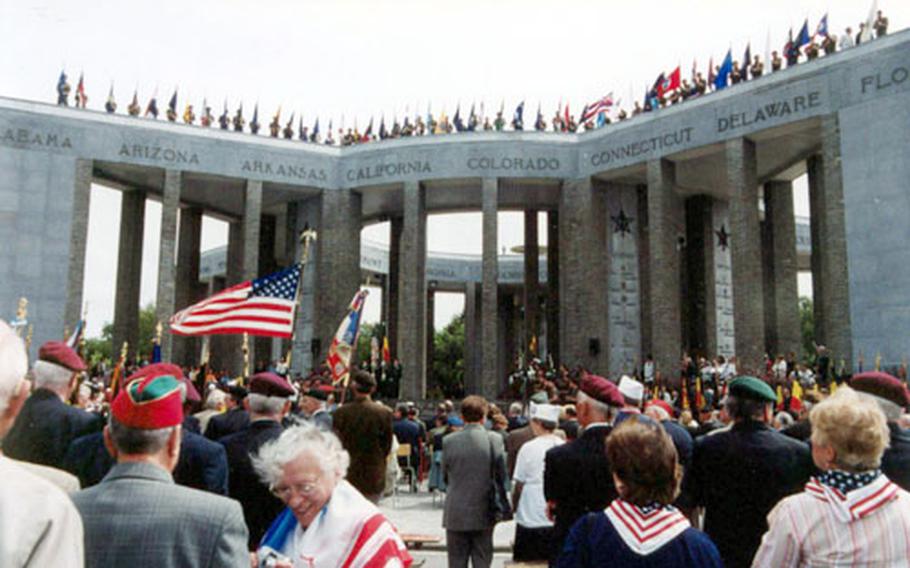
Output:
[580, 92, 614, 123]
[169, 264, 301, 338]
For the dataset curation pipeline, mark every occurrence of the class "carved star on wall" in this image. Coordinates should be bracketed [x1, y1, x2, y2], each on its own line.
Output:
[612, 208, 634, 236]
[716, 224, 730, 250]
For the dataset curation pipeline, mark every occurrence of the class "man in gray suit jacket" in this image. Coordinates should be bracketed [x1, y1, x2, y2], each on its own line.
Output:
[72, 372, 249, 568]
[442, 395, 505, 568]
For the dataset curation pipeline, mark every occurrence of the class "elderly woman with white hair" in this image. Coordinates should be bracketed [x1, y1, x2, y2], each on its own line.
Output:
[254, 423, 412, 568]
[753, 386, 910, 567]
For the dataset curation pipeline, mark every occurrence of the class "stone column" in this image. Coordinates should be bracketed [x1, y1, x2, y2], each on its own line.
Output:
[113, 189, 145, 361]
[683, 196, 715, 356]
[807, 114, 852, 368]
[317, 189, 362, 364]
[546, 211, 560, 365]
[464, 281, 478, 394]
[637, 186, 652, 360]
[763, 181, 801, 357]
[523, 209, 539, 356]
[558, 178, 609, 372]
[725, 138, 765, 373]
[397, 183, 427, 399]
[290, 198, 321, 375]
[155, 170, 182, 362]
[426, 286, 435, 391]
[64, 159, 92, 332]
[172, 206, 203, 366]
[388, 217, 403, 360]
[645, 160, 684, 381]
[244, 181, 264, 369]
[481, 178, 499, 397]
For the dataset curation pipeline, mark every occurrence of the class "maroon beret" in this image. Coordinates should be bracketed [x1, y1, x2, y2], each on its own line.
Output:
[38, 341, 85, 372]
[580, 374, 624, 407]
[128, 363, 200, 403]
[850, 371, 910, 409]
[249, 372, 295, 398]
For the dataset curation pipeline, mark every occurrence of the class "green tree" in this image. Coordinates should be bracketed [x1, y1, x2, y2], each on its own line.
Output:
[432, 313, 465, 397]
[84, 303, 159, 365]
[799, 296, 815, 363]
[355, 322, 378, 366]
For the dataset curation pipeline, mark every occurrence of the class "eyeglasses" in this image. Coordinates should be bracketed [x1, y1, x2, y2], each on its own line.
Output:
[270, 479, 320, 501]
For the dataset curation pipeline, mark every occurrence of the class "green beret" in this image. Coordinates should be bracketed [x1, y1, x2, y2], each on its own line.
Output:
[729, 376, 777, 403]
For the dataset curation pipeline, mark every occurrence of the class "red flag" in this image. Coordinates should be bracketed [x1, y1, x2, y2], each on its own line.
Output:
[382, 336, 391, 364]
[658, 66, 681, 98]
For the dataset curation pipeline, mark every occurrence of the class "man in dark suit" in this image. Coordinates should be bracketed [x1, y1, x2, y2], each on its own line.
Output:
[442, 395, 505, 568]
[219, 372, 293, 549]
[680, 376, 813, 568]
[544, 374, 624, 560]
[333, 370, 393, 503]
[204, 385, 250, 440]
[393, 403, 421, 471]
[72, 371, 248, 567]
[3, 341, 102, 467]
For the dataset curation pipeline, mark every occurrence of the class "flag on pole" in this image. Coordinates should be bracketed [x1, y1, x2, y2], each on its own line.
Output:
[741, 44, 751, 80]
[66, 319, 85, 349]
[792, 380, 803, 401]
[580, 92, 614, 123]
[382, 335, 391, 364]
[169, 264, 302, 338]
[860, 0, 878, 43]
[815, 13, 829, 37]
[707, 56, 716, 87]
[661, 67, 681, 96]
[75, 73, 87, 108]
[796, 19, 811, 48]
[326, 290, 369, 386]
[714, 50, 733, 90]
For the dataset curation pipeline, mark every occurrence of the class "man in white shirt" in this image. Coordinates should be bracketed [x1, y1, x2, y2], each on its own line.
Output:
[511, 402, 565, 562]
[0, 320, 84, 567]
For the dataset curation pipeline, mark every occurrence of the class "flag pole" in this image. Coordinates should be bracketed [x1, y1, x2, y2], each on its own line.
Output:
[242, 333, 250, 381]
[283, 228, 318, 374]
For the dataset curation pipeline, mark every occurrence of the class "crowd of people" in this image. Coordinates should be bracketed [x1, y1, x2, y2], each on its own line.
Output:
[53, 11, 892, 146]
[5, 306, 910, 567]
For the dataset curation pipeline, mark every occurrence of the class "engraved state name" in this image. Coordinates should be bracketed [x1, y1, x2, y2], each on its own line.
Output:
[2, 127, 72, 148]
[717, 91, 821, 133]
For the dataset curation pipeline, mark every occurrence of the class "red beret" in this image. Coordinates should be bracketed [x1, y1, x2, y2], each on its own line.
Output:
[38, 341, 85, 372]
[111, 374, 184, 429]
[850, 371, 910, 409]
[646, 399, 675, 418]
[580, 374, 624, 407]
[249, 372, 295, 398]
[128, 363, 200, 403]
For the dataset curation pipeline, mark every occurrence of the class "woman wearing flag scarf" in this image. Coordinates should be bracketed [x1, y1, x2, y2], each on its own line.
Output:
[556, 417, 722, 567]
[752, 386, 910, 567]
[253, 423, 412, 568]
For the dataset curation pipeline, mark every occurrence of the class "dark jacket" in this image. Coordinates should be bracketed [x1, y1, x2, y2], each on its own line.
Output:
[204, 407, 250, 441]
[219, 419, 284, 550]
[62, 429, 229, 496]
[333, 398, 393, 498]
[3, 388, 103, 467]
[544, 424, 616, 553]
[882, 422, 910, 492]
[680, 420, 813, 568]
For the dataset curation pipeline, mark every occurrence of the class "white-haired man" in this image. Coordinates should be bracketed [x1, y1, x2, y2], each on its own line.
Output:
[219, 371, 294, 550]
[4, 340, 102, 467]
[0, 321, 84, 567]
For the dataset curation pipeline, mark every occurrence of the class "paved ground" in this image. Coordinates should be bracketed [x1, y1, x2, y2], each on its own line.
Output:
[379, 485, 518, 568]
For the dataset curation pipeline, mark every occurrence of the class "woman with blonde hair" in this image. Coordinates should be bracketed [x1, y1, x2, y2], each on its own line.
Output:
[753, 386, 910, 567]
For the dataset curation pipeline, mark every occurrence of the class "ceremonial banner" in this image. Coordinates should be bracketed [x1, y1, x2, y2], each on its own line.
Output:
[327, 290, 369, 385]
[169, 264, 301, 338]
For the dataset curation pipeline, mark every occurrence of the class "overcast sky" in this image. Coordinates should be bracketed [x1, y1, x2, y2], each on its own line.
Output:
[2, 0, 904, 337]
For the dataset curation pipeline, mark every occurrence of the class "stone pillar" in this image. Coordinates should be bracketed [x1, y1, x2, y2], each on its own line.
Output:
[64, 159, 92, 332]
[645, 160, 684, 381]
[317, 189, 362, 364]
[426, 286, 435, 391]
[558, 178, 609, 372]
[242, 180, 263, 371]
[725, 138, 765, 373]
[637, 186, 652, 360]
[807, 114, 852, 368]
[763, 182, 801, 357]
[113, 189, 145, 361]
[523, 209, 539, 356]
[290, 198, 321, 375]
[464, 281, 478, 394]
[684, 196, 715, 356]
[481, 178, 499, 397]
[397, 183, 426, 399]
[388, 217, 403, 360]
[546, 211, 560, 365]
[155, 170, 182, 362]
[172, 206, 203, 366]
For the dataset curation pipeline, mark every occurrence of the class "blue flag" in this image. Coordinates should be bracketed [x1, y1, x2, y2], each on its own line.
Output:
[714, 50, 733, 90]
[151, 342, 162, 363]
[816, 14, 828, 37]
[513, 101, 524, 123]
[168, 90, 177, 113]
[797, 19, 810, 47]
[453, 104, 464, 132]
[741, 44, 751, 80]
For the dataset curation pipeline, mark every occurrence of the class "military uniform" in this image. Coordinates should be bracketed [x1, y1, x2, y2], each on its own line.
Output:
[204, 405, 250, 440]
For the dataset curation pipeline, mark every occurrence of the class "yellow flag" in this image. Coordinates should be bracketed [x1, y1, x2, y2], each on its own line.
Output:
[792, 380, 803, 401]
[776, 384, 783, 404]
